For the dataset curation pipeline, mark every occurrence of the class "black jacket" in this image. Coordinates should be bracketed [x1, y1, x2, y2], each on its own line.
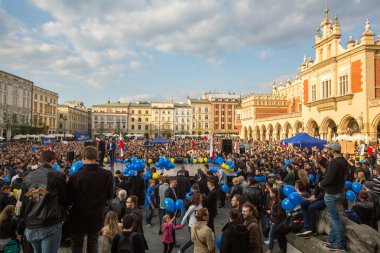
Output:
[320, 157, 347, 194]
[21, 164, 67, 228]
[98, 140, 106, 153]
[220, 221, 249, 253]
[176, 176, 191, 200]
[0, 217, 17, 239]
[129, 176, 145, 204]
[206, 188, 218, 217]
[68, 163, 113, 233]
[352, 200, 376, 228]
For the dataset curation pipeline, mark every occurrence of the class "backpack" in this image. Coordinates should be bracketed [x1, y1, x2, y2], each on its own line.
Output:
[117, 232, 137, 253]
[230, 223, 250, 253]
[3, 239, 20, 253]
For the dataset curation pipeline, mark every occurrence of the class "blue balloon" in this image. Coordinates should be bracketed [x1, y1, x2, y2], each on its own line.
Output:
[208, 158, 212, 163]
[154, 162, 160, 168]
[221, 184, 228, 193]
[53, 162, 60, 171]
[352, 182, 362, 193]
[131, 157, 137, 164]
[144, 172, 151, 180]
[216, 236, 222, 249]
[69, 161, 83, 176]
[345, 181, 352, 190]
[164, 198, 175, 212]
[210, 167, 217, 173]
[183, 159, 187, 164]
[346, 190, 356, 202]
[2, 177, 10, 183]
[185, 192, 191, 199]
[308, 174, 314, 181]
[128, 170, 135, 177]
[281, 198, 296, 211]
[283, 185, 296, 197]
[175, 199, 184, 210]
[235, 170, 240, 175]
[288, 192, 301, 206]
[190, 158, 194, 164]
[285, 160, 291, 166]
[122, 168, 128, 175]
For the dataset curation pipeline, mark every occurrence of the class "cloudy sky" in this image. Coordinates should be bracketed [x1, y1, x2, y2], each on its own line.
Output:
[0, 0, 379, 107]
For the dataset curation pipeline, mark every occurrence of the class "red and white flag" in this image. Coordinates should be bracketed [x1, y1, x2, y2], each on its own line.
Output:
[209, 134, 215, 160]
[281, 141, 287, 149]
[191, 138, 195, 149]
[119, 133, 124, 157]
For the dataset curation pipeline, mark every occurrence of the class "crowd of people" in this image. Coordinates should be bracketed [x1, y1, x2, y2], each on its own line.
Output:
[0, 136, 379, 253]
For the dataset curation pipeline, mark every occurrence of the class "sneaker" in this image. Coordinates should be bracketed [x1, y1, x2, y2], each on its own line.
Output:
[327, 243, 347, 252]
[146, 224, 151, 228]
[264, 240, 269, 245]
[322, 238, 334, 245]
[296, 230, 314, 237]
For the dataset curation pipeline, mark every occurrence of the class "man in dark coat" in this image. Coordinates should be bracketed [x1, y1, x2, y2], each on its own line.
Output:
[205, 180, 218, 232]
[176, 170, 191, 200]
[67, 146, 113, 253]
[220, 209, 249, 253]
[98, 138, 106, 167]
[130, 170, 145, 206]
[176, 165, 190, 178]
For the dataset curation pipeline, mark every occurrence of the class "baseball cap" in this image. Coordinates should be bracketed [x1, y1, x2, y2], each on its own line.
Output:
[324, 141, 341, 152]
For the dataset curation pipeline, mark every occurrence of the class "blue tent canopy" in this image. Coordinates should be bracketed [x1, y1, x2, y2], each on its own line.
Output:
[149, 136, 171, 145]
[281, 133, 327, 150]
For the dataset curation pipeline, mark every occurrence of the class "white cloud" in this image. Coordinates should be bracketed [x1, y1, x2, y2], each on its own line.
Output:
[119, 94, 155, 102]
[128, 60, 142, 71]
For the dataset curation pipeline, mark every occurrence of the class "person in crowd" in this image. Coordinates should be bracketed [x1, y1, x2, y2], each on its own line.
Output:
[130, 170, 145, 206]
[297, 169, 311, 193]
[111, 214, 145, 253]
[220, 208, 250, 253]
[0, 205, 18, 252]
[161, 214, 183, 253]
[21, 150, 67, 253]
[231, 194, 243, 213]
[283, 165, 295, 186]
[107, 138, 116, 170]
[218, 167, 227, 208]
[145, 179, 157, 227]
[67, 146, 114, 253]
[319, 141, 347, 251]
[265, 188, 286, 253]
[191, 207, 215, 253]
[177, 165, 190, 178]
[243, 178, 261, 210]
[339, 198, 361, 224]
[242, 202, 261, 253]
[158, 176, 170, 234]
[227, 177, 242, 207]
[351, 190, 376, 229]
[356, 171, 366, 185]
[205, 180, 218, 232]
[176, 170, 191, 219]
[98, 138, 106, 167]
[99, 211, 122, 253]
[0, 185, 13, 212]
[164, 178, 179, 247]
[363, 181, 380, 230]
[180, 192, 203, 253]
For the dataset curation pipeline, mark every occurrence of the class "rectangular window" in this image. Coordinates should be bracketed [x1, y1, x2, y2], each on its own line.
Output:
[138, 125, 141, 130]
[339, 75, 349, 96]
[322, 80, 331, 99]
[312, 84, 317, 101]
[145, 125, 148, 130]
[131, 125, 135, 130]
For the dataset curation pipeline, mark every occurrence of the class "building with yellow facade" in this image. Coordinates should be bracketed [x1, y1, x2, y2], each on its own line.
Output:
[187, 97, 212, 135]
[57, 101, 91, 137]
[128, 101, 152, 138]
[240, 8, 380, 144]
[32, 86, 58, 134]
[91, 101, 129, 136]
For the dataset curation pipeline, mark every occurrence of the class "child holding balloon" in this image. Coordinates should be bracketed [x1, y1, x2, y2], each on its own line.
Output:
[161, 214, 183, 253]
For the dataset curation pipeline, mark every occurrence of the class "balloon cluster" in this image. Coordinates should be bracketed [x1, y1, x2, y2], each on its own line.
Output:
[122, 157, 146, 177]
[214, 157, 225, 166]
[281, 185, 301, 211]
[0, 177, 10, 183]
[70, 161, 84, 176]
[221, 160, 235, 170]
[189, 158, 209, 164]
[163, 198, 184, 213]
[345, 181, 362, 202]
[154, 157, 176, 170]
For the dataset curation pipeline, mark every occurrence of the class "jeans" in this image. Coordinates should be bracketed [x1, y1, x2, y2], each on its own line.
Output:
[109, 152, 115, 167]
[158, 208, 165, 232]
[300, 199, 326, 232]
[324, 193, 345, 245]
[180, 227, 193, 253]
[71, 232, 99, 253]
[268, 223, 277, 251]
[146, 205, 153, 225]
[163, 242, 174, 253]
[25, 223, 62, 253]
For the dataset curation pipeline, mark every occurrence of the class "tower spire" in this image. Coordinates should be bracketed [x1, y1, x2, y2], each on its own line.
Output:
[324, 2, 329, 17]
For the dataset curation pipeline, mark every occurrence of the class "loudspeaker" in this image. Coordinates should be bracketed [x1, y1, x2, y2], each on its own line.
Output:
[84, 141, 97, 147]
[222, 139, 232, 154]
[67, 151, 74, 162]
[240, 147, 245, 154]
[174, 157, 184, 164]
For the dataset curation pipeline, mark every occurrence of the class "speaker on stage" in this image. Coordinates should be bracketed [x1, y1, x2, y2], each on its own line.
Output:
[67, 151, 74, 162]
[174, 157, 184, 164]
[222, 139, 232, 154]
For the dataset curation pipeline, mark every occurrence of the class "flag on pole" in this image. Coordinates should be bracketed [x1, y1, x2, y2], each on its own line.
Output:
[209, 134, 215, 160]
[234, 142, 238, 152]
[281, 141, 287, 149]
[191, 138, 195, 149]
[119, 133, 124, 157]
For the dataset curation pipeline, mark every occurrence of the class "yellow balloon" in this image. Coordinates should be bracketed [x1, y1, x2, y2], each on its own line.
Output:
[204, 158, 208, 163]
[104, 157, 108, 163]
[225, 165, 230, 170]
[193, 159, 197, 164]
[152, 172, 159, 180]
[199, 158, 203, 163]
[148, 159, 153, 164]
[13, 189, 18, 196]
[221, 163, 226, 168]
[170, 158, 175, 163]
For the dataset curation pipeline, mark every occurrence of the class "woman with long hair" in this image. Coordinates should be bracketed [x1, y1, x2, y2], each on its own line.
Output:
[297, 169, 311, 193]
[191, 208, 215, 253]
[99, 211, 122, 253]
[179, 193, 203, 253]
[0, 205, 18, 252]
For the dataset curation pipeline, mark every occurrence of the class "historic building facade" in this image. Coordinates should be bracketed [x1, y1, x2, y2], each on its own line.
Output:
[128, 101, 152, 138]
[187, 97, 212, 135]
[57, 101, 91, 136]
[0, 70, 33, 139]
[150, 101, 174, 138]
[32, 86, 58, 134]
[240, 9, 380, 143]
[174, 102, 192, 134]
[91, 101, 129, 136]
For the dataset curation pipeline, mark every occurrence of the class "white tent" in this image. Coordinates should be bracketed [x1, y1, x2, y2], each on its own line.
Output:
[334, 134, 352, 141]
[0, 136, 5, 140]
[65, 133, 74, 137]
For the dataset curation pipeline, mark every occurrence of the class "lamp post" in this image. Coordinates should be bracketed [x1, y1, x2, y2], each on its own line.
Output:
[63, 115, 67, 140]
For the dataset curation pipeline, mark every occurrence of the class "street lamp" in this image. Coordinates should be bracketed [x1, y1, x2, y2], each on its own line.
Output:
[63, 115, 67, 140]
